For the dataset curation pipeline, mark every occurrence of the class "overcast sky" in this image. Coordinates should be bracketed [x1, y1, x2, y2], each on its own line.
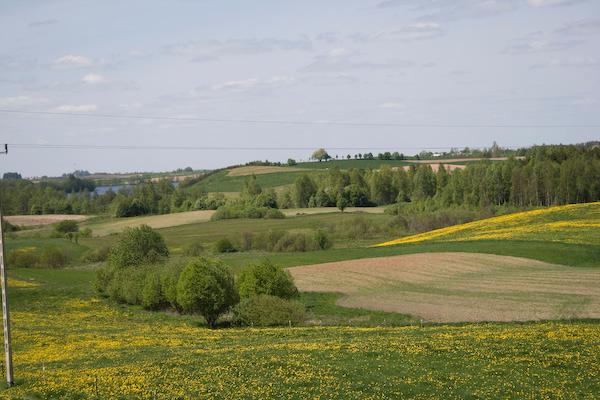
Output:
[1, 0, 599, 177]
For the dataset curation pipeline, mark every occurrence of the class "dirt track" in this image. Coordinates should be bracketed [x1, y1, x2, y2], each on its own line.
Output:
[289, 252, 600, 322]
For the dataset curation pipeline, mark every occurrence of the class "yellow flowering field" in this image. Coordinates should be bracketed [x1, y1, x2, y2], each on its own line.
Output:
[376, 202, 600, 247]
[1, 268, 598, 399]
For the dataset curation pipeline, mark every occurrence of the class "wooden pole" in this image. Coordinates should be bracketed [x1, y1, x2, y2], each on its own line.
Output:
[0, 144, 14, 386]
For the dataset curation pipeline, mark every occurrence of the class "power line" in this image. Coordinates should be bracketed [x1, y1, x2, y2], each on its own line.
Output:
[1, 109, 598, 128]
[7, 143, 523, 151]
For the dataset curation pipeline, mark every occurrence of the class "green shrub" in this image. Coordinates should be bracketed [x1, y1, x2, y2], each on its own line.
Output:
[94, 266, 114, 295]
[83, 246, 110, 263]
[176, 257, 239, 327]
[214, 238, 236, 253]
[108, 225, 169, 268]
[314, 229, 332, 250]
[79, 227, 93, 238]
[237, 260, 298, 299]
[6, 249, 39, 268]
[106, 267, 148, 304]
[233, 295, 305, 327]
[39, 246, 69, 268]
[142, 271, 166, 310]
[54, 220, 79, 234]
[183, 241, 204, 257]
[265, 208, 285, 219]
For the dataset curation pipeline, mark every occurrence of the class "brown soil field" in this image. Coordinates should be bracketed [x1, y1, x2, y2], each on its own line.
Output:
[5, 214, 88, 227]
[227, 166, 303, 176]
[289, 252, 600, 322]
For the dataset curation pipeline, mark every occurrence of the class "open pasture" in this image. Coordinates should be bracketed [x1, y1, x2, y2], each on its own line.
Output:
[290, 252, 600, 322]
[2, 267, 598, 399]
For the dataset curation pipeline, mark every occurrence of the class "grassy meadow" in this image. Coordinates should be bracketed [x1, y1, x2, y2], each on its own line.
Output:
[2, 202, 599, 398]
[2, 268, 599, 399]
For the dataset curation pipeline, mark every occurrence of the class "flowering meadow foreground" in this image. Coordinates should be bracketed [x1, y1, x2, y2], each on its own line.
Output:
[1, 269, 599, 399]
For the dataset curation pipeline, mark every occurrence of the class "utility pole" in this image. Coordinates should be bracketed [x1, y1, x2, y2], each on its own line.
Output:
[0, 144, 14, 387]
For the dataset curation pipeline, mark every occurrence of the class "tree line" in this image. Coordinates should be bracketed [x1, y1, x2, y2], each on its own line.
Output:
[1, 143, 598, 217]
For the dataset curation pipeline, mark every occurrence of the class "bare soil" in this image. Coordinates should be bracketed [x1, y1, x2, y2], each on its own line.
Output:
[289, 252, 600, 322]
[5, 214, 88, 227]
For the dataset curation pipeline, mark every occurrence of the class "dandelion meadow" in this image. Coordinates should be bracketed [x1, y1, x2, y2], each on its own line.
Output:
[2, 268, 599, 399]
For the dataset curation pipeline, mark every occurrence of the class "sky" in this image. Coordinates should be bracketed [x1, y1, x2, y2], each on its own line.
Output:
[0, 0, 599, 177]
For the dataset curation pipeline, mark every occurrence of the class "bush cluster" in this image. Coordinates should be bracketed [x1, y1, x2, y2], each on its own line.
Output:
[107, 225, 169, 268]
[6, 246, 70, 268]
[211, 205, 284, 221]
[236, 229, 332, 253]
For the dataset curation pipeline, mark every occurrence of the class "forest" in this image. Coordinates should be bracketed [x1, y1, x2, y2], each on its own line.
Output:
[1, 143, 598, 217]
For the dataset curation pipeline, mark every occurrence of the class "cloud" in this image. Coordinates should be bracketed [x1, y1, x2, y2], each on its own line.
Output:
[503, 32, 581, 53]
[377, 0, 517, 21]
[302, 49, 414, 73]
[81, 73, 106, 84]
[555, 19, 600, 35]
[352, 23, 444, 42]
[55, 104, 97, 112]
[528, 0, 588, 7]
[52, 54, 94, 69]
[0, 95, 46, 107]
[164, 37, 311, 61]
[28, 19, 59, 28]
[211, 76, 296, 93]
[531, 57, 600, 68]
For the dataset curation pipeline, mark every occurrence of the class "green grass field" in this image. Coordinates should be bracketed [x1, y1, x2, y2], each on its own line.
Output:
[3, 268, 598, 399]
[2, 202, 600, 398]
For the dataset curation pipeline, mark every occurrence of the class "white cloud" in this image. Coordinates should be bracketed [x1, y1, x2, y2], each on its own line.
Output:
[0, 95, 45, 107]
[55, 104, 97, 112]
[353, 23, 444, 42]
[503, 37, 580, 53]
[528, 0, 588, 6]
[52, 54, 93, 69]
[531, 57, 600, 68]
[81, 73, 106, 84]
[211, 76, 296, 92]
[556, 19, 600, 35]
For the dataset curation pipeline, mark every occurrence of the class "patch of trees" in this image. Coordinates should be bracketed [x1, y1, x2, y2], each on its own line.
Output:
[280, 143, 600, 210]
[95, 226, 304, 327]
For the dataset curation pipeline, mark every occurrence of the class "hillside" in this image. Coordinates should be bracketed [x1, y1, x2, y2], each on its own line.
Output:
[376, 202, 600, 247]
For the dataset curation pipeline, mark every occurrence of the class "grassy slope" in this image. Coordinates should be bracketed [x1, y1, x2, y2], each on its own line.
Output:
[378, 202, 600, 247]
[296, 159, 413, 169]
[191, 169, 312, 192]
[3, 267, 598, 398]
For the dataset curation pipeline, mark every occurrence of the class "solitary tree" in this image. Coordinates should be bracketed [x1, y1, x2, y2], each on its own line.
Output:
[311, 148, 331, 162]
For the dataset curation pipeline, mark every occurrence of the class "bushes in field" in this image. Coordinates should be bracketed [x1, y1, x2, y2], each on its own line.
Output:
[182, 241, 204, 257]
[95, 256, 305, 328]
[177, 258, 239, 327]
[54, 220, 79, 234]
[6, 246, 70, 268]
[107, 225, 169, 268]
[237, 260, 298, 299]
[233, 229, 332, 253]
[214, 238, 236, 253]
[211, 205, 284, 221]
[82, 246, 111, 263]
